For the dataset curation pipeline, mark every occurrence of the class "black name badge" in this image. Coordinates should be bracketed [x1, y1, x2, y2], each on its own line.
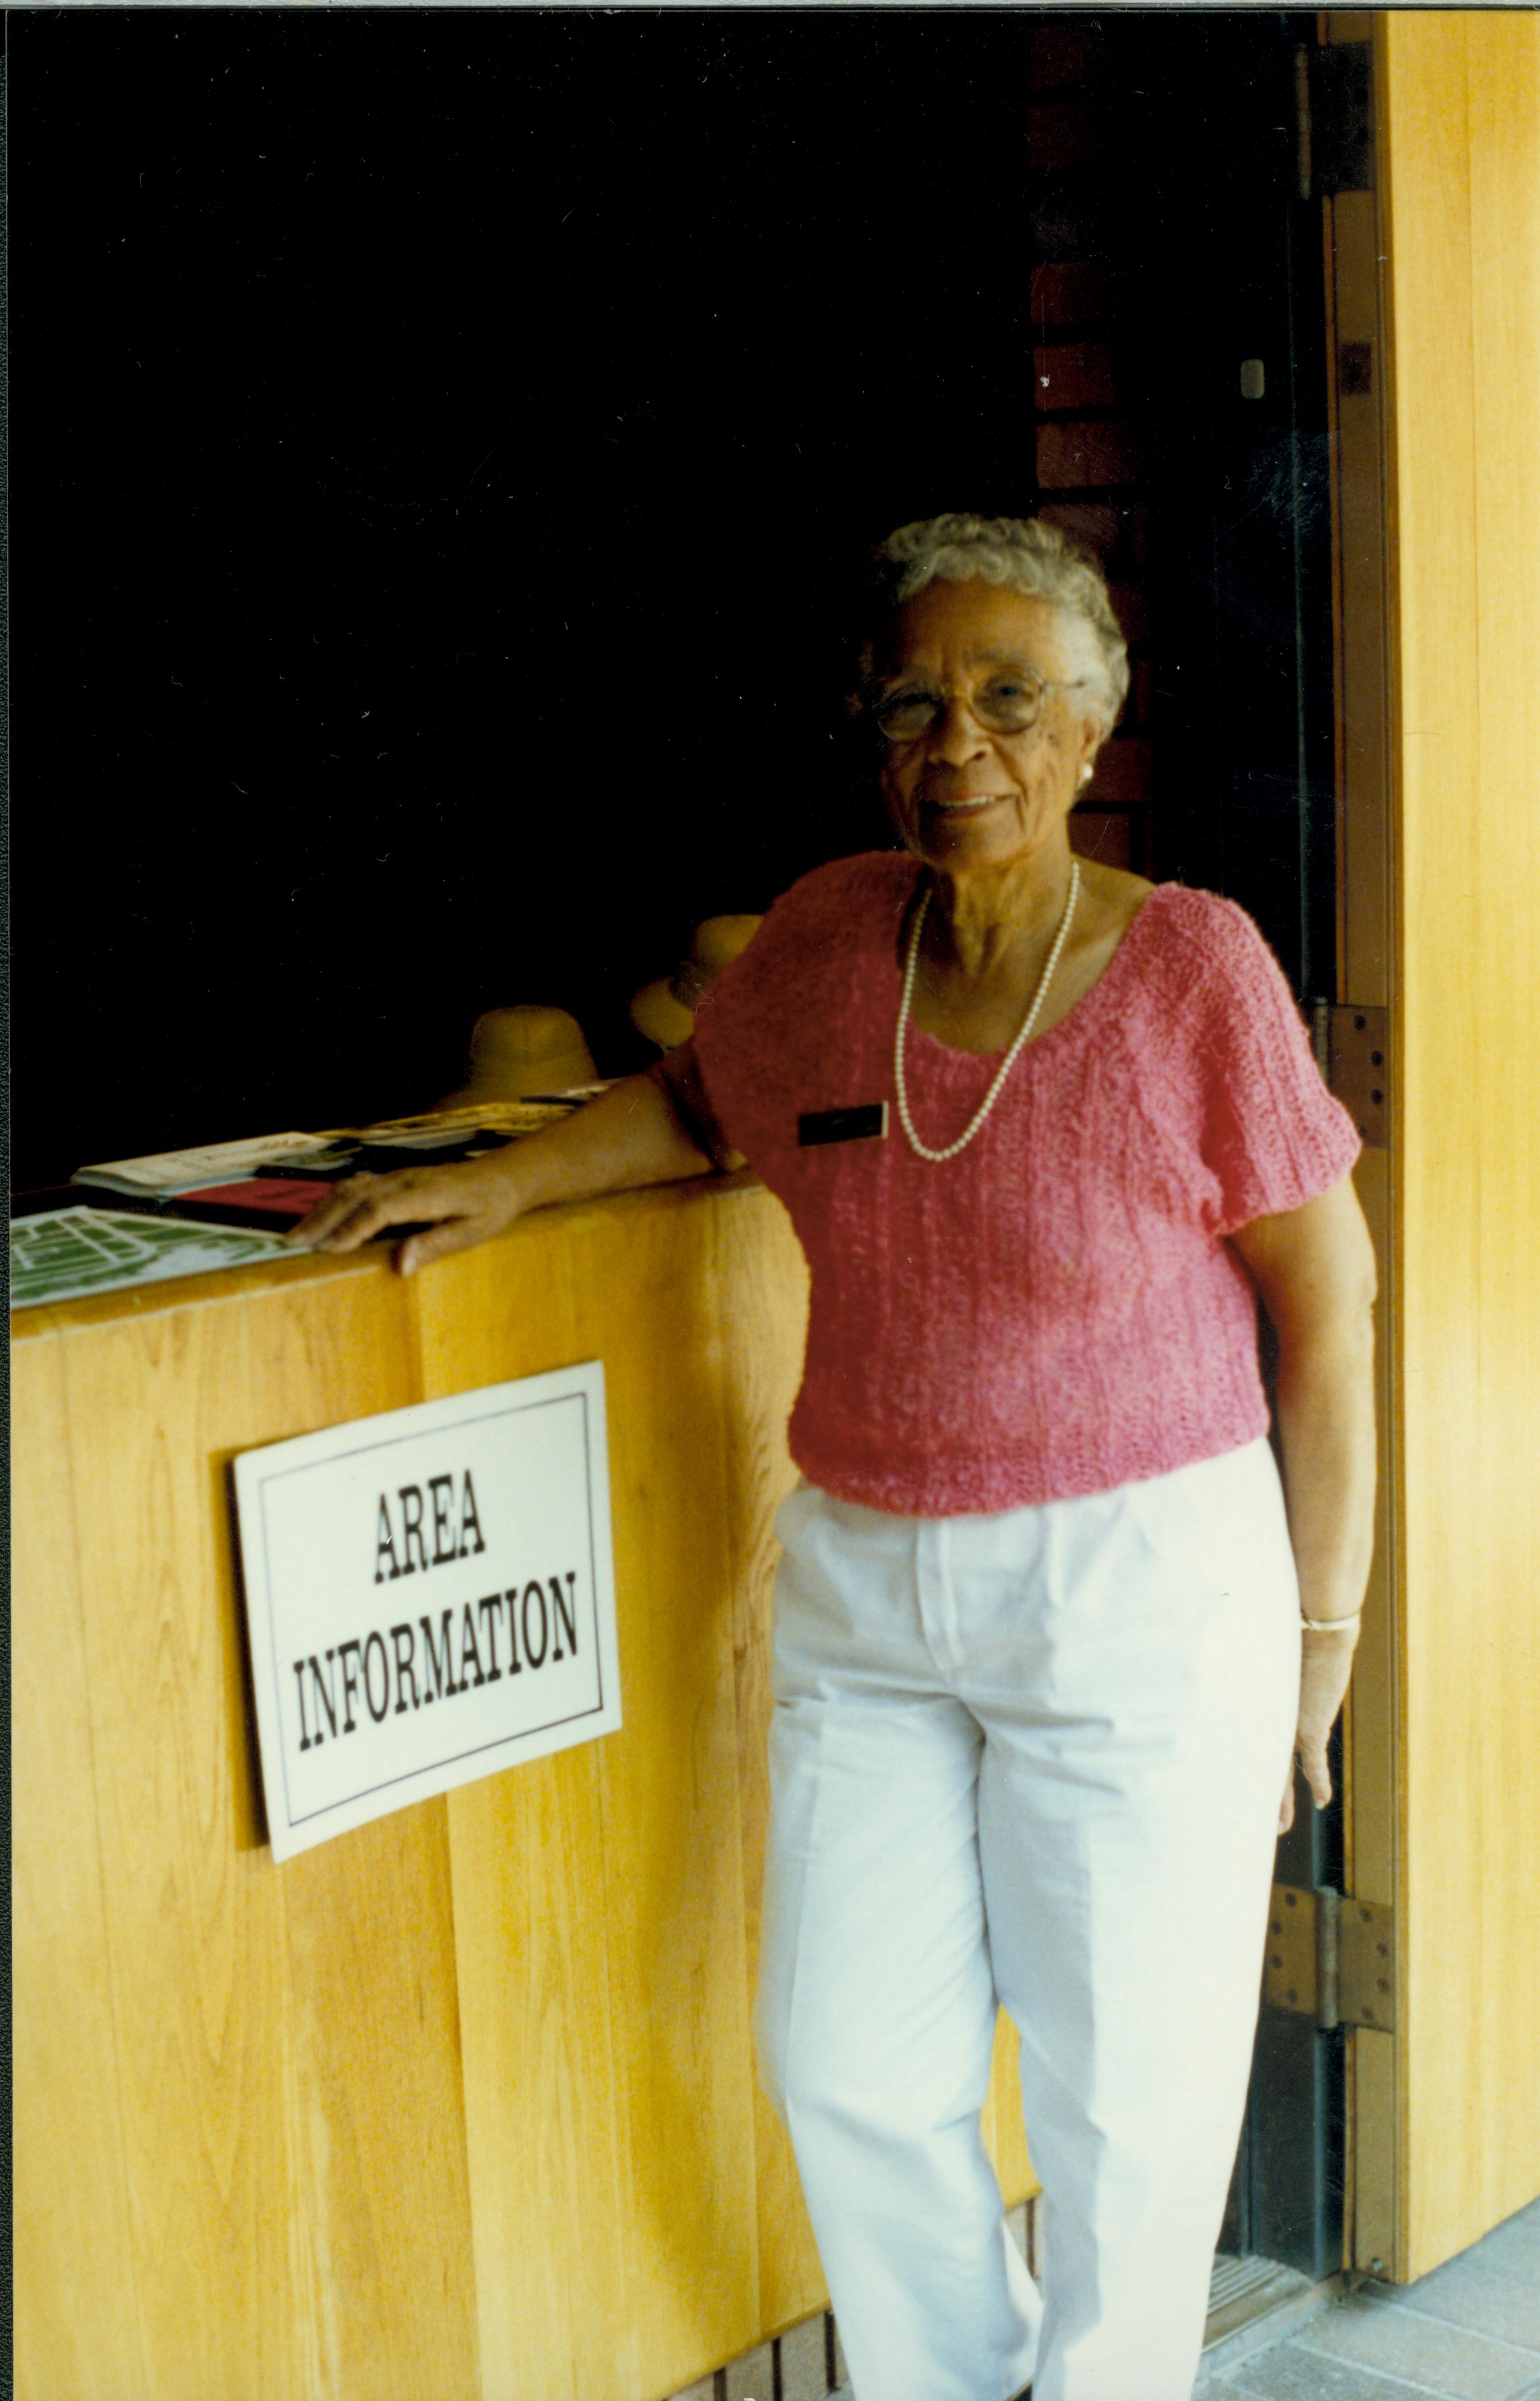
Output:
[798, 1102, 890, 1148]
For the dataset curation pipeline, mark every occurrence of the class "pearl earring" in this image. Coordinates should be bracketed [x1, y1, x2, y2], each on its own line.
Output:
[1080, 764, 1094, 786]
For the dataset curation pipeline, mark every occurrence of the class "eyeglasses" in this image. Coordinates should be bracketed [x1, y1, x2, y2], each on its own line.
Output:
[870, 669, 1090, 745]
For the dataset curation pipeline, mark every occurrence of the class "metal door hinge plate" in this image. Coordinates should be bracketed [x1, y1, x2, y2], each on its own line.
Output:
[1263, 1883, 1323, 2018]
[1264, 1884, 1396, 2032]
[1329, 1004, 1391, 1148]
[1338, 1897, 1397, 2032]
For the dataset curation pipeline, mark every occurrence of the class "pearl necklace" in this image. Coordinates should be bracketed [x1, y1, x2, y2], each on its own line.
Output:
[894, 858, 1081, 1163]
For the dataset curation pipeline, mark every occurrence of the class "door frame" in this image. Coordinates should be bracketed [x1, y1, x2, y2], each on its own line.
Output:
[1325, 5, 1540, 2284]
[1319, 2, 1399, 2284]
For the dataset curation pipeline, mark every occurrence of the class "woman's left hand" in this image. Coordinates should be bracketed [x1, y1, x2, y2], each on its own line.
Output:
[1228, 1180, 1377, 1840]
[1279, 1623, 1360, 1833]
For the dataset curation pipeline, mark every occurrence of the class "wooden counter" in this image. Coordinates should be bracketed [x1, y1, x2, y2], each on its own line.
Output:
[13, 1174, 1035, 2401]
[1334, 11, 1540, 2283]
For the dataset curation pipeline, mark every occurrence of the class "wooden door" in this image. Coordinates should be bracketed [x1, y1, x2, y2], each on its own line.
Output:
[1326, 7, 1540, 2284]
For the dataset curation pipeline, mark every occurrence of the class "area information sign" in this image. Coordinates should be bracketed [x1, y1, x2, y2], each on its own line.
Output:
[234, 1363, 620, 1861]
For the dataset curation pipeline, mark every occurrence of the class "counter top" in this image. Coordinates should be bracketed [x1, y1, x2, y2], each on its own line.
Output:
[9, 1165, 768, 1343]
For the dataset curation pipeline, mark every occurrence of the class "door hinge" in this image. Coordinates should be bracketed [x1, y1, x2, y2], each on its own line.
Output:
[1265, 1883, 1397, 2032]
[1328, 1004, 1391, 1148]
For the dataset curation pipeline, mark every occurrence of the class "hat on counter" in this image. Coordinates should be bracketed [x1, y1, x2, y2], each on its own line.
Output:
[629, 915, 764, 1052]
[436, 1005, 599, 1107]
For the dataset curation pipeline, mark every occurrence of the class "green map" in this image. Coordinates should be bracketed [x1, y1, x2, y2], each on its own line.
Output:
[11, 1208, 295, 1311]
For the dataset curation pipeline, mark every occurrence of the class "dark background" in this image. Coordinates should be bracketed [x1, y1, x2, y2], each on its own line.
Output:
[11, 8, 1331, 1191]
[12, 9, 1038, 1183]
[9, 2, 1347, 2276]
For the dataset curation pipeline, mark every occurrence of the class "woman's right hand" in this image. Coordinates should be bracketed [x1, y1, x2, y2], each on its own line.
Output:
[284, 1071, 721, 1276]
[286, 1151, 527, 1276]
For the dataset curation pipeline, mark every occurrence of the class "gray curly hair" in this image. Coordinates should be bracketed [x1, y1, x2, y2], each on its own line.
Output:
[864, 512, 1129, 730]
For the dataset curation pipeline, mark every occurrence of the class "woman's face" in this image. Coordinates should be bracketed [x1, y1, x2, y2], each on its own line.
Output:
[874, 580, 1105, 880]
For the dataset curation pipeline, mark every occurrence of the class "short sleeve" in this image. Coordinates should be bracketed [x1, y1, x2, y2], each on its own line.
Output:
[1193, 896, 1362, 1235]
[682, 858, 882, 1170]
[650, 1039, 742, 1172]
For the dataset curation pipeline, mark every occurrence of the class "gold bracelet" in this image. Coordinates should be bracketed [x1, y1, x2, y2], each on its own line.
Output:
[1300, 1609, 1363, 1632]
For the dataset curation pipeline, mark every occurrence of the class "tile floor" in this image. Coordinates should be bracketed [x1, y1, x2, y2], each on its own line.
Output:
[816, 2196, 1540, 2401]
[1199, 2198, 1540, 2401]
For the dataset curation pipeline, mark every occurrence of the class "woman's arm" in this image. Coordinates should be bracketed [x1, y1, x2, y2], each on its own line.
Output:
[1229, 1174, 1379, 1834]
[287, 1070, 717, 1275]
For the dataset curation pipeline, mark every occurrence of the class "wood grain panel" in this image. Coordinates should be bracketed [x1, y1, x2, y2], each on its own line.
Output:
[1379, 7, 1540, 2277]
[450, 1743, 632, 2401]
[547, 1190, 765, 2396]
[15, 1263, 482, 2399]
[428, 1209, 633, 2401]
[17, 1174, 1044, 2398]
[12, 1332, 149, 2401]
[56, 1301, 305, 2400]
[279, 1803, 482, 2401]
[425, 1184, 766, 2398]
[1345, 1149, 1397, 1914]
[1345, 1146, 1399, 2276]
[1441, 7, 1540, 2264]
[708, 1189, 828, 2337]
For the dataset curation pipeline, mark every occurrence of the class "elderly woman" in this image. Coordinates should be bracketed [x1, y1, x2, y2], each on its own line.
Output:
[293, 514, 1375, 2401]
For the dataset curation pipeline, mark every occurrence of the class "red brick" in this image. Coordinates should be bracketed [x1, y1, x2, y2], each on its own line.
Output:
[1036, 420, 1142, 490]
[1070, 810, 1134, 871]
[1026, 101, 1105, 173]
[1029, 259, 1116, 329]
[1036, 502, 1121, 560]
[1122, 502, 1152, 569]
[1128, 659, 1157, 726]
[1086, 738, 1152, 803]
[1036, 502, 1149, 576]
[1105, 579, 1149, 643]
[1033, 344, 1117, 413]
[1027, 20, 1106, 89]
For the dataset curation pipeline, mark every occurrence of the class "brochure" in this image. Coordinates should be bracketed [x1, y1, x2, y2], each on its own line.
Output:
[11, 1208, 295, 1311]
[70, 1133, 344, 1198]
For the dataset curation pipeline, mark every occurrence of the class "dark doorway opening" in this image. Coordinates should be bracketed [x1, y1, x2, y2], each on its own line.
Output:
[12, 1, 1344, 2280]
[16, 12, 1333, 1186]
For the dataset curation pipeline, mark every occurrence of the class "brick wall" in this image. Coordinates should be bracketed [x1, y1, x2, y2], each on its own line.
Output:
[1025, 20, 1156, 877]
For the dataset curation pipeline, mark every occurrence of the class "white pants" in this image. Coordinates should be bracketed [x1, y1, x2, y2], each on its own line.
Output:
[755, 1439, 1301, 2401]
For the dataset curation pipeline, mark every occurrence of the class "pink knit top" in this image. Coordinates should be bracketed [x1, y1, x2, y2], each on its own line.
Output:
[663, 852, 1360, 1517]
